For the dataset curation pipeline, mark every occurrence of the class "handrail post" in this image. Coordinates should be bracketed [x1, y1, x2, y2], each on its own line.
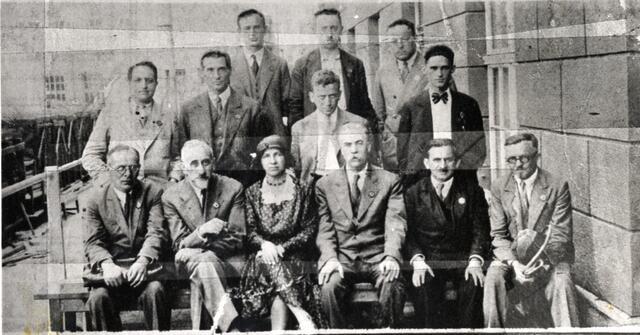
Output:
[45, 166, 67, 280]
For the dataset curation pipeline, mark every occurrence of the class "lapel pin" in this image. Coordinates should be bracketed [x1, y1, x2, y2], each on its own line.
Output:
[213, 202, 220, 209]
[136, 201, 142, 209]
[154, 120, 163, 127]
[235, 114, 241, 119]
[540, 195, 546, 201]
[458, 197, 466, 205]
[368, 191, 376, 198]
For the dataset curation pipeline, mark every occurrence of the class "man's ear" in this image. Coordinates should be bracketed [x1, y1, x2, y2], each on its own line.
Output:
[454, 159, 461, 169]
[450, 65, 456, 75]
[423, 158, 430, 170]
[308, 90, 315, 103]
[197, 67, 204, 83]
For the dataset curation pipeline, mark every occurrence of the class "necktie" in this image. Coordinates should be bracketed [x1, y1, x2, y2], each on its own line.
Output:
[435, 182, 445, 201]
[350, 173, 361, 216]
[399, 60, 409, 83]
[431, 91, 449, 104]
[518, 181, 529, 228]
[251, 54, 259, 78]
[201, 189, 207, 218]
[214, 96, 223, 115]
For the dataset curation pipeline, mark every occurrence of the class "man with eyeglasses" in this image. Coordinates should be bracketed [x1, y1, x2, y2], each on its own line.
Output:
[83, 61, 182, 188]
[483, 133, 579, 327]
[83, 144, 170, 331]
[162, 139, 245, 332]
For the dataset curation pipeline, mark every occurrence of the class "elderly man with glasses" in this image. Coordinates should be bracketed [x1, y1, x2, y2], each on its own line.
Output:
[483, 133, 579, 328]
[83, 144, 170, 331]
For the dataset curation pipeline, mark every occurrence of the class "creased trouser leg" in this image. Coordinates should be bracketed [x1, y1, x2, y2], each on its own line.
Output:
[138, 280, 170, 330]
[176, 248, 238, 332]
[545, 262, 579, 327]
[483, 262, 510, 328]
[87, 287, 122, 331]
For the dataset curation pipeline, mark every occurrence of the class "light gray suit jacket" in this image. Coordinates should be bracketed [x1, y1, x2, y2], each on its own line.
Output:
[290, 109, 367, 183]
[315, 166, 407, 269]
[230, 47, 290, 135]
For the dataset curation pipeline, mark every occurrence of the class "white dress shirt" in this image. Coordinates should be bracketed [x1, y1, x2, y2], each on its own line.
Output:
[514, 168, 539, 202]
[431, 175, 454, 199]
[189, 181, 206, 207]
[320, 49, 347, 111]
[243, 47, 264, 68]
[315, 110, 340, 175]
[112, 188, 129, 214]
[208, 86, 231, 110]
[346, 164, 368, 193]
[396, 51, 418, 74]
[429, 88, 453, 139]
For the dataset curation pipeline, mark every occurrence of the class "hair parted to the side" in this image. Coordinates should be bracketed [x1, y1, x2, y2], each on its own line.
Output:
[424, 44, 454, 65]
[314, 8, 342, 23]
[237, 8, 266, 27]
[424, 138, 458, 159]
[200, 50, 232, 69]
[387, 18, 416, 36]
[504, 133, 539, 150]
[127, 61, 158, 82]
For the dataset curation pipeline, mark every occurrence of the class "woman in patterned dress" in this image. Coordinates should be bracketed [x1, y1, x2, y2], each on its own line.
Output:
[236, 135, 323, 330]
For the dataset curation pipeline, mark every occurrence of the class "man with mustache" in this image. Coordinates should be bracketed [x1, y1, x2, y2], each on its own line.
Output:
[404, 138, 489, 328]
[230, 8, 290, 136]
[291, 69, 367, 183]
[483, 133, 579, 327]
[163, 139, 246, 331]
[83, 145, 170, 331]
[178, 50, 275, 187]
[396, 45, 485, 185]
[288, 8, 377, 130]
[82, 61, 182, 188]
[315, 121, 406, 328]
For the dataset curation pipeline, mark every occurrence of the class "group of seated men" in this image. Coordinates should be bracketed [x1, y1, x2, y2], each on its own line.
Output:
[79, 6, 580, 332]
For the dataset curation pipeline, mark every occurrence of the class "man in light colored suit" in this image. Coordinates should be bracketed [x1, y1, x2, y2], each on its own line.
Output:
[291, 69, 367, 183]
[289, 8, 376, 129]
[484, 133, 579, 327]
[372, 19, 428, 171]
[82, 61, 181, 187]
[163, 140, 245, 332]
[230, 9, 290, 135]
[316, 121, 406, 328]
[83, 145, 170, 331]
[178, 50, 275, 187]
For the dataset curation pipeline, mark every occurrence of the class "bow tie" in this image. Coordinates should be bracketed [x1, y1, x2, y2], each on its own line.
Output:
[431, 91, 449, 104]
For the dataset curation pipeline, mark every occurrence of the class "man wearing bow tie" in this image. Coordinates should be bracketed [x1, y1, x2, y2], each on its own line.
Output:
[396, 45, 485, 185]
[83, 145, 170, 331]
[404, 139, 490, 328]
[288, 8, 377, 130]
[163, 140, 246, 331]
[82, 61, 182, 188]
[315, 122, 406, 328]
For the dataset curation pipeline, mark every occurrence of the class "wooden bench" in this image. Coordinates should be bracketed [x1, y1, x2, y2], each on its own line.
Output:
[35, 281, 413, 331]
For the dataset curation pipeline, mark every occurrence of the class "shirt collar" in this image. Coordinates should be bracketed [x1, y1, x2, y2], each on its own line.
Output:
[316, 108, 339, 124]
[112, 187, 128, 206]
[130, 98, 154, 111]
[244, 47, 264, 66]
[514, 168, 539, 188]
[430, 175, 454, 195]
[208, 86, 231, 108]
[397, 51, 418, 69]
[320, 48, 341, 61]
[346, 163, 368, 180]
[189, 179, 207, 204]
[427, 87, 452, 104]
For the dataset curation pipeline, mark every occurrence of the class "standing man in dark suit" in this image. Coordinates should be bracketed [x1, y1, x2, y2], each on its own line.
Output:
[178, 50, 274, 187]
[83, 144, 170, 331]
[288, 8, 376, 129]
[372, 19, 428, 171]
[316, 121, 406, 328]
[483, 133, 579, 327]
[405, 138, 490, 328]
[163, 140, 246, 332]
[396, 45, 485, 184]
[231, 9, 290, 135]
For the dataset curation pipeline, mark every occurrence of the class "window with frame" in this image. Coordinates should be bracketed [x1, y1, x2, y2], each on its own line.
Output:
[488, 65, 518, 179]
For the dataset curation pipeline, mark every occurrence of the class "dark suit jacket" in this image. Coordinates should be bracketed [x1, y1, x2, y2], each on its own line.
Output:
[178, 88, 273, 185]
[404, 172, 490, 263]
[489, 168, 575, 266]
[315, 166, 406, 269]
[83, 180, 167, 270]
[289, 48, 376, 128]
[162, 174, 246, 260]
[230, 47, 290, 135]
[396, 90, 486, 175]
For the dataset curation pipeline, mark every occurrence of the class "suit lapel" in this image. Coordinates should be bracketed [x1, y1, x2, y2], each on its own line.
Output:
[339, 49, 352, 107]
[106, 185, 132, 242]
[257, 50, 275, 101]
[128, 182, 143, 244]
[357, 168, 379, 221]
[234, 49, 254, 96]
[332, 169, 354, 219]
[529, 172, 550, 232]
[141, 100, 166, 157]
[219, 89, 248, 160]
[503, 175, 523, 232]
[449, 177, 467, 226]
[179, 181, 204, 231]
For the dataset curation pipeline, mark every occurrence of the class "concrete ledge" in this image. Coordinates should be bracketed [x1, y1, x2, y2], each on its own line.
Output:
[576, 285, 640, 326]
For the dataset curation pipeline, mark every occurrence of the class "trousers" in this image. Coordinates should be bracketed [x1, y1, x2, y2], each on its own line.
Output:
[320, 259, 405, 328]
[86, 280, 170, 331]
[483, 261, 579, 327]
